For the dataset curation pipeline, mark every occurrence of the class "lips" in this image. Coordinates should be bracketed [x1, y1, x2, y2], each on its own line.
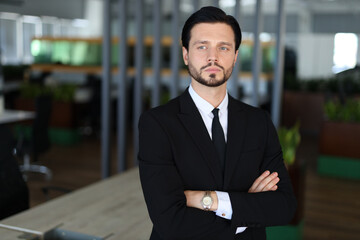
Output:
[204, 67, 221, 73]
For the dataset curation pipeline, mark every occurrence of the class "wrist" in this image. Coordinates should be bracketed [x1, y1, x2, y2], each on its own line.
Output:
[185, 190, 219, 211]
[200, 191, 218, 211]
[201, 191, 212, 210]
[210, 191, 218, 211]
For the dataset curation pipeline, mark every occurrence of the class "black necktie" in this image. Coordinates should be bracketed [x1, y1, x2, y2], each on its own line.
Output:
[212, 108, 226, 171]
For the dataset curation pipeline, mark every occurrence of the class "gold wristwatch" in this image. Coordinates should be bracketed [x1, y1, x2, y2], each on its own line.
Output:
[201, 191, 213, 211]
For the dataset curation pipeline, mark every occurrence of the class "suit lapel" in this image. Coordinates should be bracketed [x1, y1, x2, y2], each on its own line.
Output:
[224, 96, 247, 189]
[177, 90, 224, 189]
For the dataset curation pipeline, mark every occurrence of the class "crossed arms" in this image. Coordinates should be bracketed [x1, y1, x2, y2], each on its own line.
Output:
[185, 170, 280, 211]
[138, 109, 297, 240]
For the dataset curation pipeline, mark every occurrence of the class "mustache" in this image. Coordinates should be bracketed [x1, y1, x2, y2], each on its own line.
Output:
[200, 62, 224, 71]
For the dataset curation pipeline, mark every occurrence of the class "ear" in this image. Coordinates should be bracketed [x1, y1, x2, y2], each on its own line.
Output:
[182, 47, 189, 65]
[234, 50, 239, 64]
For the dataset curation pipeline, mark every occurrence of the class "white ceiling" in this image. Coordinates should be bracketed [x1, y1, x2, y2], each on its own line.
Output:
[288, 0, 360, 13]
[149, 0, 360, 17]
[233, 0, 360, 15]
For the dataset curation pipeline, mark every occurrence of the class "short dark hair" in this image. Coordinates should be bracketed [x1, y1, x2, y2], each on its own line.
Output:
[181, 6, 242, 52]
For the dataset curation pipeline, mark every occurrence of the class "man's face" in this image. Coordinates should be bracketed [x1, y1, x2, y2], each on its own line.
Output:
[182, 23, 238, 87]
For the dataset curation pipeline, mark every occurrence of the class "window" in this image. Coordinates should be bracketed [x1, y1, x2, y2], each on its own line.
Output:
[0, 13, 19, 64]
[333, 33, 358, 74]
[1, 12, 87, 64]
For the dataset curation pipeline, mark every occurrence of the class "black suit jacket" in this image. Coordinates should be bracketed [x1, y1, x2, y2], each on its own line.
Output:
[138, 89, 297, 240]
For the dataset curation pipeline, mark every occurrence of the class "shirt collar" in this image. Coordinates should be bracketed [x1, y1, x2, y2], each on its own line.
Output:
[188, 84, 228, 117]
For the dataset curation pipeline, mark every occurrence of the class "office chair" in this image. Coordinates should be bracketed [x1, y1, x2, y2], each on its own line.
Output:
[0, 125, 29, 220]
[14, 95, 53, 181]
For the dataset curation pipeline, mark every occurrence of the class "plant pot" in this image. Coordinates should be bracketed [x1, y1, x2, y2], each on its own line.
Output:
[319, 121, 360, 158]
[287, 160, 306, 225]
[282, 91, 325, 134]
[318, 121, 360, 179]
[50, 101, 75, 128]
[14, 97, 76, 128]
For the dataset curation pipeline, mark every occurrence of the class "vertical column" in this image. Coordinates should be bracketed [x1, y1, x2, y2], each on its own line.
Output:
[152, 0, 162, 108]
[251, 0, 263, 107]
[0, 19, 4, 114]
[53, 17, 61, 36]
[101, 0, 111, 178]
[117, 0, 128, 173]
[170, 0, 180, 99]
[84, 0, 104, 37]
[229, 0, 242, 99]
[133, 0, 144, 165]
[35, 16, 43, 37]
[0, 17, 1, 51]
[271, 0, 286, 128]
[357, 34, 360, 66]
[298, 7, 312, 34]
[16, 16, 23, 63]
[0, 48, 4, 114]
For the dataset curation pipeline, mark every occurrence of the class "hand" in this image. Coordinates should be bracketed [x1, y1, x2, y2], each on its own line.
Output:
[248, 170, 280, 193]
[184, 190, 218, 211]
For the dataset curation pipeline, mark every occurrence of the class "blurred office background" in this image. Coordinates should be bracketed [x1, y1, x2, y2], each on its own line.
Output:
[0, 0, 359, 239]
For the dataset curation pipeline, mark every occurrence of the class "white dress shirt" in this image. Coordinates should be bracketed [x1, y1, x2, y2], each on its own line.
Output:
[188, 85, 246, 234]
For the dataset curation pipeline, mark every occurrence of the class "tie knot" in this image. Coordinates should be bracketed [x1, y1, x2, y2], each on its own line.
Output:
[212, 108, 220, 118]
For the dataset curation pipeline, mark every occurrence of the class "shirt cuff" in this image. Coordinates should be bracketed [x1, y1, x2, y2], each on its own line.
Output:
[214, 191, 247, 234]
[214, 191, 232, 220]
[236, 227, 247, 234]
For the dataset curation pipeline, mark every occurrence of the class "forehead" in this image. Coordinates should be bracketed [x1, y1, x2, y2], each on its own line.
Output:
[189, 22, 235, 45]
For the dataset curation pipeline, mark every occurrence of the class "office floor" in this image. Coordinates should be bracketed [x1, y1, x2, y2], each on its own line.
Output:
[24, 133, 360, 240]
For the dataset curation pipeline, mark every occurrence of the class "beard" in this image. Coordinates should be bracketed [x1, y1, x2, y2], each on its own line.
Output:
[187, 61, 234, 87]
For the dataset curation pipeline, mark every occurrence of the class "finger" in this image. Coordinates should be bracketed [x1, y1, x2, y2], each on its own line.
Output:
[258, 172, 278, 191]
[248, 170, 270, 192]
[263, 177, 280, 191]
[249, 170, 271, 192]
[253, 172, 278, 192]
[252, 171, 270, 188]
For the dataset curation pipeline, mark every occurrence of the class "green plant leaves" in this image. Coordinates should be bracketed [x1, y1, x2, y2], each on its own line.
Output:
[20, 83, 76, 102]
[278, 121, 301, 166]
[324, 99, 360, 123]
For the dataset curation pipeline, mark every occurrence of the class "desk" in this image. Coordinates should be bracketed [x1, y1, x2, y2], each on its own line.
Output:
[0, 168, 152, 240]
[0, 109, 35, 124]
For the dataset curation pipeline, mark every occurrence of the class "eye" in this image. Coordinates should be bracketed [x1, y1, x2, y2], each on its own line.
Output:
[220, 46, 229, 51]
[198, 45, 207, 50]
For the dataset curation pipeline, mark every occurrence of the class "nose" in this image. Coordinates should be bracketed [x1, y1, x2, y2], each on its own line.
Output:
[207, 47, 218, 63]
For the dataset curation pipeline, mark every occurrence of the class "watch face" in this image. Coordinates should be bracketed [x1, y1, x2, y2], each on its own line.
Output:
[203, 196, 212, 206]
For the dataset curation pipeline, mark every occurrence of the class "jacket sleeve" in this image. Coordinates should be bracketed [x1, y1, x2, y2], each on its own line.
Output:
[229, 111, 297, 229]
[138, 111, 236, 240]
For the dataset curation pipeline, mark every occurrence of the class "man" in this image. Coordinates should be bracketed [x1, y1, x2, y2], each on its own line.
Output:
[138, 6, 296, 240]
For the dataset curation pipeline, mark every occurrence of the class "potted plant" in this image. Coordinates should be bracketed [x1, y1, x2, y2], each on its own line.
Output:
[278, 122, 304, 225]
[14, 82, 80, 145]
[15, 82, 77, 128]
[318, 99, 360, 179]
[267, 122, 305, 240]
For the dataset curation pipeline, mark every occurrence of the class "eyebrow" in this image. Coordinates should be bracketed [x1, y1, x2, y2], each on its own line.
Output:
[192, 40, 208, 46]
[192, 40, 233, 47]
[219, 42, 233, 47]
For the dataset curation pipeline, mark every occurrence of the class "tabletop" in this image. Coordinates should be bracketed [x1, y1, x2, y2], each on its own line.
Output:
[0, 168, 152, 240]
[0, 109, 35, 124]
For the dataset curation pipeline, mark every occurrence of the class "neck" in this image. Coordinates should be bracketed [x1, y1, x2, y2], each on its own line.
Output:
[191, 81, 227, 108]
